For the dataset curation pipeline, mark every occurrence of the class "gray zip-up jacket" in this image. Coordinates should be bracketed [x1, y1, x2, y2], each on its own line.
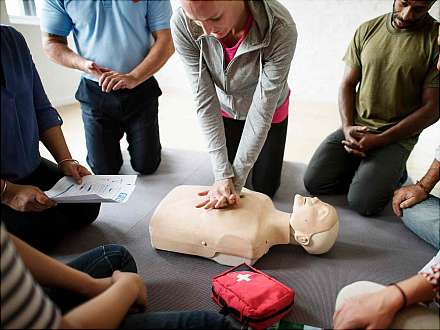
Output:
[171, 0, 297, 193]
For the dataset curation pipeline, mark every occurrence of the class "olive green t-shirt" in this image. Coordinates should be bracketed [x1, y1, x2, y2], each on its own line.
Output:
[343, 13, 439, 151]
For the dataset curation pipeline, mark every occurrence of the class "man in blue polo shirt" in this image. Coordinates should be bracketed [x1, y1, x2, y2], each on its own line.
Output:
[40, 0, 174, 175]
[0, 26, 100, 250]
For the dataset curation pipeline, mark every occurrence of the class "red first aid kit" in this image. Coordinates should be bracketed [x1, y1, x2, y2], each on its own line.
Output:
[211, 263, 295, 329]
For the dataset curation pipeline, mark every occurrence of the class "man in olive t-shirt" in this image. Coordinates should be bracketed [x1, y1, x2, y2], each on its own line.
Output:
[304, 0, 439, 216]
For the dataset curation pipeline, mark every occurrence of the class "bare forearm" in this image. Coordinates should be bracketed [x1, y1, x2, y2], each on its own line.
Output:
[42, 34, 86, 72]
[380, 104, 439, 145]
[338, 84, 356, 127]
[129, 31, 174, 84]
[63, 279, 137, 329]
[41, 126, 72, 163]
[397, 274, 436, 306]
[420, 159, 440, 193]
[10, 234, 93, 293]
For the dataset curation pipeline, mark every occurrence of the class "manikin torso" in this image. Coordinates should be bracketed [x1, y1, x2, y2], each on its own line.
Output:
[149, 186, 339, 266]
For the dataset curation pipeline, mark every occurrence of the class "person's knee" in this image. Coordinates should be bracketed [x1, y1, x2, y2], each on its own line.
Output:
[400, 202, 440, 248]
[400, 205, 419, 224]
[131, 153, 161, 175]
[74, 203, 100, 227]
[347, 188, 387, 216]
[303, 164, 331, 195]
[336, 281, 384, 309]
[303, 166, 321, 195]
[103, 244, 138, 273]
[91, 165, 122, 175]
[90, 160, 122, 175]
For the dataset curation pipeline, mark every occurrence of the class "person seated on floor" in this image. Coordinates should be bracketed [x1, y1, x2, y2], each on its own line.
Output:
[392, 145, 440, 249]
[303, 0, 439, 216]
[150, 186, 339, 266]
[0, 222, 238, 329]
[0, 26, 100, 250]
[392, 28, 440, 248]
[333, 251, 439, 329]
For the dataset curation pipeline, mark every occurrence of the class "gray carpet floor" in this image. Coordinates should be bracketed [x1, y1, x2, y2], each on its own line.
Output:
[52, 149, 437, 328]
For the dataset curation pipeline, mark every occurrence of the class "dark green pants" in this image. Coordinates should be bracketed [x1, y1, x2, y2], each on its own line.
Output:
[304, 129, 411, 216]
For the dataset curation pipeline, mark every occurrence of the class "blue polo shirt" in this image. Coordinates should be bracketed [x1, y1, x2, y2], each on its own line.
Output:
[1, 26, 63, 181]
[39, 0, 172, 81]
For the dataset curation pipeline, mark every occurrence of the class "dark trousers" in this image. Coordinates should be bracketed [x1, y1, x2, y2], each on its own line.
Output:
[223, 117, 288, 197]
[303, 129, 411, 216]
[1, 158, 100, 250]
[75, 77, 162, 175]
[46, 245, 234, 329]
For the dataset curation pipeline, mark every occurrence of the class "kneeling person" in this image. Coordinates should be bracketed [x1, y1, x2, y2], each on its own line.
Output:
[304, 0, 439, 216]
[40, 0, 174, 175]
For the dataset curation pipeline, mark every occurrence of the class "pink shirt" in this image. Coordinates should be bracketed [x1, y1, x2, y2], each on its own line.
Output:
[219, 14, 290, 124]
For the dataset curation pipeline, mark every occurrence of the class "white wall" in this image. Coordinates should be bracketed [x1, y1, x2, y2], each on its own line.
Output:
[159, 0, 439, 103]
[1, 0, 439, 105]
[285, 0, 388, 103]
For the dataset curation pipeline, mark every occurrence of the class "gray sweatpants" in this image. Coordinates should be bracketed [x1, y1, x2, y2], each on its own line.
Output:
[304, 129, 411, 216]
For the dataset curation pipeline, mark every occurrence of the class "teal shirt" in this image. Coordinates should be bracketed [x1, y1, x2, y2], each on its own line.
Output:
[40, 0, 172, 81]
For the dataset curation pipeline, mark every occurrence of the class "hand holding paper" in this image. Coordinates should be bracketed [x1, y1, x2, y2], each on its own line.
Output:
[45, 175, 137, 203]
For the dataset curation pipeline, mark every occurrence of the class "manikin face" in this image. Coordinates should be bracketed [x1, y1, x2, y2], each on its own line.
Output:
[291, 195, 334, 231]
[180, 0, 244, 39]
[392, 0, 433, 29]
[290, 195, 338, 253]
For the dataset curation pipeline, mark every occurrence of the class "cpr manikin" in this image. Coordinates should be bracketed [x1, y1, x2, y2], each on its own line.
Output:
[149, 186, 339, 266]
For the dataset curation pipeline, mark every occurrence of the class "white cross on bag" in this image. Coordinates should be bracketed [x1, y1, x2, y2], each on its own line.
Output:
[236, 274, 252, 282]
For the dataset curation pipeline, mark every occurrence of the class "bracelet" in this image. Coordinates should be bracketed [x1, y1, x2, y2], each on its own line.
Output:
[416, 180, 430, 195]
[390, 283, 407, 310]
[1, 180, 8, 196]
[57, 158, 79, 168]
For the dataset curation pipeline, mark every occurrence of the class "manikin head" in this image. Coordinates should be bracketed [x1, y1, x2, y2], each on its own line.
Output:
[180, 0, 247, 39]
[289, 195, 339, 255]
[392, 0, 436, 30]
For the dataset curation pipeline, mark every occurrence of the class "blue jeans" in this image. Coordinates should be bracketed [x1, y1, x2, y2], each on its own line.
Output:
[46, 245, 233, 329]
[401, 195, 440, 249]
[75, 77, 162, 175]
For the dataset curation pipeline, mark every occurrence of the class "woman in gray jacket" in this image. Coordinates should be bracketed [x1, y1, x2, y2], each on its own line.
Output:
[172, 0, 297, 209]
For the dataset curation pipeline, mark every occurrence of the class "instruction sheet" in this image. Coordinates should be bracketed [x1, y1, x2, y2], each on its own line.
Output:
[45, 175, 137, 203]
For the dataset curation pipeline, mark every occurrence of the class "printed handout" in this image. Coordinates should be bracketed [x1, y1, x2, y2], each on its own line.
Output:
[45, 175, 137, 203]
